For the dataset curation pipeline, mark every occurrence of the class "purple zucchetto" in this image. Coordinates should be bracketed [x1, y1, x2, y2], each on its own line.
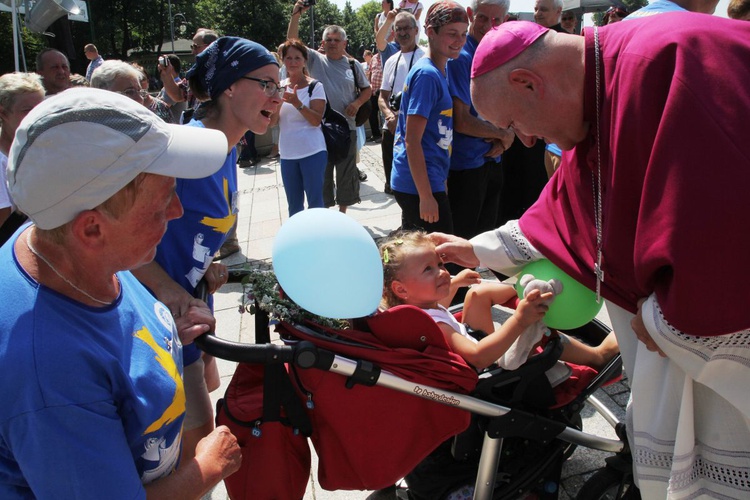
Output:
[186, 36, 279, 100]
[471, 21, 548, 78]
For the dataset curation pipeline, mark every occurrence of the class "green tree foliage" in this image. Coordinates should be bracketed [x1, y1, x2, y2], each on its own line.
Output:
[0, 0, 403, 75]
[294, 0, 344, 49]
[344, 0, 381, 58]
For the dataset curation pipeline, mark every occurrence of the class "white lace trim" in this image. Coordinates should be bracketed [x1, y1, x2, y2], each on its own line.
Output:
[651, 302, 750, 368]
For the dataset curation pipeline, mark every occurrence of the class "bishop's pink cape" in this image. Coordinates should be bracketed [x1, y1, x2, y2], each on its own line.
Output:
[519, 12, 750, 336]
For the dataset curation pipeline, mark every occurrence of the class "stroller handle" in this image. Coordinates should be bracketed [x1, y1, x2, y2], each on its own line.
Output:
[194, 334, 297, 364]
[192, 279, 325, 368]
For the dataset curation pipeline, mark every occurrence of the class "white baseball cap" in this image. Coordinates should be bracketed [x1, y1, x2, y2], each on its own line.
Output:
[8, 87, 229, 230]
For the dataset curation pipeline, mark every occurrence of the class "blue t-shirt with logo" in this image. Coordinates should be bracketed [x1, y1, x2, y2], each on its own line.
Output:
[154, 119, 237, 365]
[447, 34, 501, 171]
[391, 57, 454, 195]
[0, 232, 185, 497]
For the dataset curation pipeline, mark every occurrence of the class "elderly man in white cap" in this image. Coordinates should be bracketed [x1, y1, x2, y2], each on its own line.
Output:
[0, 88, 241, 497]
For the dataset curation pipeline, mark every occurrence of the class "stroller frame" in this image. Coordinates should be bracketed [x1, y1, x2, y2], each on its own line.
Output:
[196, 281, 628, 499]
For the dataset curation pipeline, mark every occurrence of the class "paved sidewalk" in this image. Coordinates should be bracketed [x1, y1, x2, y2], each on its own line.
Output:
[205, 141, 631, 499]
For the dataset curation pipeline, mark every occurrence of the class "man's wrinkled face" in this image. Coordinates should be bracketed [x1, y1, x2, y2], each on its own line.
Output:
[39, 51, 71, 95]
[470, 4, 507, 41]
[394, 19, 418, 49]
[534, 0, 562, 28]
[323, 32, 347, 59]
[471, 70, 586, 151]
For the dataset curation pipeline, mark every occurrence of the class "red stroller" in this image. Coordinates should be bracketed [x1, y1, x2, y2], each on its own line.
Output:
[196, 281, 628, 500]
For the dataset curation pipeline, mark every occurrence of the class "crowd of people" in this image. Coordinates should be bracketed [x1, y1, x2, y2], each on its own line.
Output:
[1, 0, 750, 496]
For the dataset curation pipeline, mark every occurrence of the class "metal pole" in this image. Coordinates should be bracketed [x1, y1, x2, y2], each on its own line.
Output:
[11, 0, 19, 71]
[167, 0, 175, 53]
[310, 6, 315, 49]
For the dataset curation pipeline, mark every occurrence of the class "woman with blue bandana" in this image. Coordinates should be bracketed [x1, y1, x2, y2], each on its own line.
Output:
[132, 36, 282, 462]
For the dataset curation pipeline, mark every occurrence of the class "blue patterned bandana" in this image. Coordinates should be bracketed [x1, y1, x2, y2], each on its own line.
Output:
[186, 36, 279, 100]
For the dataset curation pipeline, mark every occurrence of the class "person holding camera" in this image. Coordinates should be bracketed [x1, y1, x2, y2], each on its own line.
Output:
[389, 1, 468, 233]
[377, 10, 423, 195]
[288, 0, 372, 214]
[157, 54, 188, 124]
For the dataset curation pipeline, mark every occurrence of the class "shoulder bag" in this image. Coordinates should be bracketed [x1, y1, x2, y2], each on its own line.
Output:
[349, 59, 372, 127]
[309, 80, 351, 164]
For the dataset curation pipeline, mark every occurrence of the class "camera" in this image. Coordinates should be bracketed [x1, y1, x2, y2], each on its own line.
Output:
[302, 0, 316, 6]
[158, 56, 170, 67]
[389, 91, 402, 112]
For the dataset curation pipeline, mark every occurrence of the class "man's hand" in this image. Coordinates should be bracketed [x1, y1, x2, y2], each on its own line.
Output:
[194, 426, 242, 481]
[631, 298, 666, 357]
[157, 62, 177, 81]
[385, 114, 397, 133]
[292, 0, 310, 16]
[174, 299, 216, 345]
[429, 232, 481, 268]
[344, 101, 360, 118]
[484, 138, 506, 158]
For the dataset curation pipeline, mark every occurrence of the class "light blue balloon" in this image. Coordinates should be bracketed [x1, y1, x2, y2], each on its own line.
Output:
[272, 208, 383, 319]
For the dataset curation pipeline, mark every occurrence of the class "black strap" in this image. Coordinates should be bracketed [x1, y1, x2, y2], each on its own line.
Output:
[349, 59, 364, 96]
[250, 303, 312, 435]
[389, 49, 418, 93]
[308, 79, 334, 119]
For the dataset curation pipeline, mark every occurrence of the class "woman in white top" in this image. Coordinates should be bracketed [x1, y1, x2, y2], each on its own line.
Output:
[375, 0, 396, 42]
[274, 39, 328, 217]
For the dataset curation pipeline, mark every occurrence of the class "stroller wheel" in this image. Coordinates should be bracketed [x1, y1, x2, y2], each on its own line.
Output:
[576, 466, 640, 500]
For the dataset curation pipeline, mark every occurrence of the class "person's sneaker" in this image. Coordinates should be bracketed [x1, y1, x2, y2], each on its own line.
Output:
[358, 169, 368, 181]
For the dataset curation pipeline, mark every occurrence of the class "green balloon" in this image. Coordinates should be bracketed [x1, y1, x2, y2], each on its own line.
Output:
[514, 259, 603, 330]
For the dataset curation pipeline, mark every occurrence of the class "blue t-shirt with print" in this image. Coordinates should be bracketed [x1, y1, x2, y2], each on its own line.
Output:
[154, 119, 237, 365]
[391, 57, 454, 195]
[447, 34, 501, 171]
[624, 0, 686, 19]
[0, 231, 185, 498]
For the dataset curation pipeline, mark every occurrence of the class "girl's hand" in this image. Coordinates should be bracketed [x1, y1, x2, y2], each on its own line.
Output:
[513, 289, 552, 327]
[204, 262, 228, 294]
[419, 194, 439, 224]
[451, 269, 481, 288]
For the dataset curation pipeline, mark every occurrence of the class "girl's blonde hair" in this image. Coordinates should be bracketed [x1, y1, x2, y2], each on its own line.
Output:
[379, 230, 433, 309]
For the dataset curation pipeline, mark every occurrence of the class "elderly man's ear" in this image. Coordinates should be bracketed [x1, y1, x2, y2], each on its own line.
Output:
[508, 68, 545, 97]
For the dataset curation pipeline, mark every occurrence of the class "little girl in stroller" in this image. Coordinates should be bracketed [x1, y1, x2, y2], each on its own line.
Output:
[379, 231, 619, 372]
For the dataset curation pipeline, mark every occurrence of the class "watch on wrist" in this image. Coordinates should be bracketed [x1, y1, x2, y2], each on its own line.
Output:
[297, 103, 305, 110]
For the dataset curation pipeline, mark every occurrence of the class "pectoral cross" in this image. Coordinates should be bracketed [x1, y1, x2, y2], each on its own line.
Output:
[594, 250, 604, 303]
